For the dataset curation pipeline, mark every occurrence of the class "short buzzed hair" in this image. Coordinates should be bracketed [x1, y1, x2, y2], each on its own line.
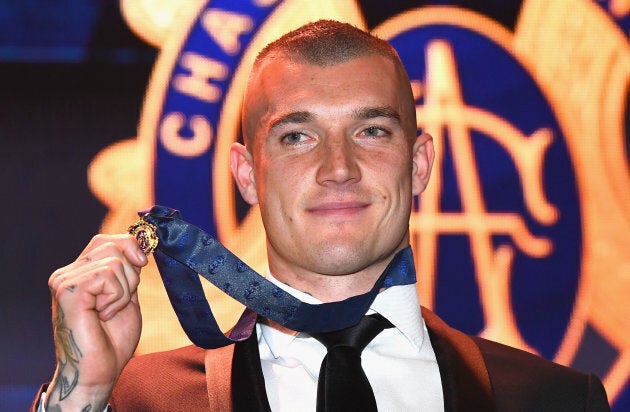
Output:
[254, 19, 403, 68]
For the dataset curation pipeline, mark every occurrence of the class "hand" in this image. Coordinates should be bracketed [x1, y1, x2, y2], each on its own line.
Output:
[45, 234, 148, 411]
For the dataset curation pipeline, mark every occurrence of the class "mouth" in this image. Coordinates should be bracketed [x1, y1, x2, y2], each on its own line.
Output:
[307, 201, 370, 217]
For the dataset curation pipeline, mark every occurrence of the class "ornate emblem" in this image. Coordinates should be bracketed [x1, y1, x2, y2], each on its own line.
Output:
[128, 218, 159, 255]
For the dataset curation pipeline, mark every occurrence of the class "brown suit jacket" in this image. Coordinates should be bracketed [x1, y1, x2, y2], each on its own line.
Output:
[33, 308, 610, 411]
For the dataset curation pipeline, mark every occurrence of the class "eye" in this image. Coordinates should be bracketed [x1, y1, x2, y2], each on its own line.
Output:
[281, 131, 307, 145]
[361, 126, 388, 138]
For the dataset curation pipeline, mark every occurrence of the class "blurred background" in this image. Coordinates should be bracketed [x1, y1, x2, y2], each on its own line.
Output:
[1, 1, 629, 410]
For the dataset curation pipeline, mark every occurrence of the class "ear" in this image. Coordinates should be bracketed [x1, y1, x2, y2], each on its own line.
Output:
[411, 132, 435, 195]
[230, 142, 259, 205]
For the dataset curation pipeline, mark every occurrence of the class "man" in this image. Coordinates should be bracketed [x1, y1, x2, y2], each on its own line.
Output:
[36, 20, 609, 411]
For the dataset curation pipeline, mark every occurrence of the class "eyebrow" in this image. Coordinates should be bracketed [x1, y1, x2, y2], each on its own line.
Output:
[268, 111, 314, 132]
[353, 106, 401, 123]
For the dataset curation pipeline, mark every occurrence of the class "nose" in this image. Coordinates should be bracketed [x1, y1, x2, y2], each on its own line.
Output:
[315, 136, 361, 185]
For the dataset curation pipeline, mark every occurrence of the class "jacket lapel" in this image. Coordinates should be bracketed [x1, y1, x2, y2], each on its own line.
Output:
[422, 307, 494, 412]
[204, 343, 234, 411]
[231, 329, 272, 412]
[204, 328, 271, 412]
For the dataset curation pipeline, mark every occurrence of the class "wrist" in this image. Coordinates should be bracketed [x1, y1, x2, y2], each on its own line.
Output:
[45, 373, 113, 412]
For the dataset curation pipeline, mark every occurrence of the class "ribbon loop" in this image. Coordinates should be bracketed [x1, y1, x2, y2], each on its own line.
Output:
[135, 205, 416, 349]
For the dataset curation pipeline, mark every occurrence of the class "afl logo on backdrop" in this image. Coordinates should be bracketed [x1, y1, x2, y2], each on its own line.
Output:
[89, 0, 630, 404]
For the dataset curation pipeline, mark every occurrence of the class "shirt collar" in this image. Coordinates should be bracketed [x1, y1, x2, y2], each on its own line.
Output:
[258, 272, 426, 358]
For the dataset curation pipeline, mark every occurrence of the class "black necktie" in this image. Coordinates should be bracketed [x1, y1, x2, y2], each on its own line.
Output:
[311, 314, 394, 412]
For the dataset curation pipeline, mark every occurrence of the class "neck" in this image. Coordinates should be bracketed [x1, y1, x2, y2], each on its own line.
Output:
[268, 253, 399, 303]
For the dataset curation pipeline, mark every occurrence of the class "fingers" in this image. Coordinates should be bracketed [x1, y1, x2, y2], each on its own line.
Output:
[49, 234, 149, 321]
[79, 233, 148, 267]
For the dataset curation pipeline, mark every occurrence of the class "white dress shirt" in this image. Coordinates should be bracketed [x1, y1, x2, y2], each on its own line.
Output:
[259, 274, 444, 411]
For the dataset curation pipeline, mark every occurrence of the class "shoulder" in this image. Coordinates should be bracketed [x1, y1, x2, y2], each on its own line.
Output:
[472, 334, 577, 378]
[110, 345, 209, 411]
[421, 306, 609, 411]
[472, 334, 593, 383]
[471, 336, 609, 411]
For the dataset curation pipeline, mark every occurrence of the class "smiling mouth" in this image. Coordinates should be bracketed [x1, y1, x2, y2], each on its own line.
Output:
[307, 201, 370, 217]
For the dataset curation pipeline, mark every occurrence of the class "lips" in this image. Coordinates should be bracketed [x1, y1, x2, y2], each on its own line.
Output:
[307, 201, 370, 217]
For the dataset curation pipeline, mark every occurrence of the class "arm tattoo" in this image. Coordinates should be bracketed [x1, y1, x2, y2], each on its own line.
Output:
[51, 304, 83, 401]
[48, 404, 93, 412]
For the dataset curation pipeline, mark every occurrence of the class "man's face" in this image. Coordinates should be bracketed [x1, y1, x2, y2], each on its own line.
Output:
[233, 54, 432, 284]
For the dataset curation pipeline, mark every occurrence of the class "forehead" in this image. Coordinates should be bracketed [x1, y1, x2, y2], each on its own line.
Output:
[257, 54, 404, 99]
[243, 54, 413, 136]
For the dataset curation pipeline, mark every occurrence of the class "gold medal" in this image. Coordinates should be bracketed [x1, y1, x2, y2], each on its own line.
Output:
[128, 218, 159, 255]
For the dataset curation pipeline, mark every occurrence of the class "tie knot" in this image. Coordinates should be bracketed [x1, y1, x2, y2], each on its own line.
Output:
[311, 313, 393, 352]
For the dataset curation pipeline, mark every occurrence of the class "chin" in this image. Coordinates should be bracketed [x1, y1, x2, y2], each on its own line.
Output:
[306, 243, 377, 275]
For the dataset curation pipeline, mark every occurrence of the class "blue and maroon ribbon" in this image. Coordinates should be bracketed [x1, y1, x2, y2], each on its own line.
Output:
[139, 205, 416, 349]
